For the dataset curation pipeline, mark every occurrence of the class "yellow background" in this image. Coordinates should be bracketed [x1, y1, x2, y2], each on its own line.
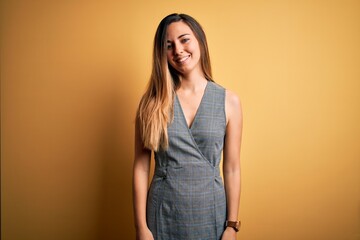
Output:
[1, 1, 359, 239]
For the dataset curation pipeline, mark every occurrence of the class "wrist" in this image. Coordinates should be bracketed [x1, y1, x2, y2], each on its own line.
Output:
[225, 220, 241, 232]
[135, 221, 148, 231]
[225, 226, 237, 233]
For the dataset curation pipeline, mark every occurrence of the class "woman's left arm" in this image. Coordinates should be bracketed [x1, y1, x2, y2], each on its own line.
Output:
[222, 90, 243, 239]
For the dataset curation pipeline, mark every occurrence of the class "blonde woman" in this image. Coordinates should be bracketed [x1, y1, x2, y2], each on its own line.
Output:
[133, 13, 243, 240]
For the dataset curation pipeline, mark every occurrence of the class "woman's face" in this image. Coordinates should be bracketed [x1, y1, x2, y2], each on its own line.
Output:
[166, 21, 202, 77]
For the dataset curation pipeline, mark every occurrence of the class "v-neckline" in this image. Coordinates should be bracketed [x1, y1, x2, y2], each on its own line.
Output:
[176, 81, 209, 130]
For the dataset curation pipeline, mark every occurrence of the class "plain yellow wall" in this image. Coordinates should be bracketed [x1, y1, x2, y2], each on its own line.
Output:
[1, 1, 359, 240]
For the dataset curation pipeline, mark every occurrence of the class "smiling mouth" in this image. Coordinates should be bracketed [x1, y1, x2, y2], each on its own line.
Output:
[175, 55, 190, 64]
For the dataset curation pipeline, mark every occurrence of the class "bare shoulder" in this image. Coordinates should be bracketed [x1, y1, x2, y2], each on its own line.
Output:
[225, 89, 241, 108]
[225, 89, 242, 124]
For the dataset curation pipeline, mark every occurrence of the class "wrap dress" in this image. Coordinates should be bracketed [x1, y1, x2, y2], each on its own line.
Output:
[146, 81, 227, 239]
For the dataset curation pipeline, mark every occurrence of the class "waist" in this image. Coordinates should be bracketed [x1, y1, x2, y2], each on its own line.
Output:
[154, 164, 221, 179]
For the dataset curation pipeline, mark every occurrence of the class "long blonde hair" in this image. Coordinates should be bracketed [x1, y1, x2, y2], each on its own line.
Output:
[137, 13, 213, 151]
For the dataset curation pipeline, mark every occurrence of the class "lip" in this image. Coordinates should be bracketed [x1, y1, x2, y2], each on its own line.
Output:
[175, 55, 190, 64]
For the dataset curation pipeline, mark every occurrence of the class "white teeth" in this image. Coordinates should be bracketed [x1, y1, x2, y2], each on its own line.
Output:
[177, 56, 190, 63]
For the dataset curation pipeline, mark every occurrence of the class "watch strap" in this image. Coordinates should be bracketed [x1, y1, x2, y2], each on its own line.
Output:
[225, 220, 241, 232]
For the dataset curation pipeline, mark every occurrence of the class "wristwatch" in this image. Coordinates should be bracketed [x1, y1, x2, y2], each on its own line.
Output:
[225, 220, 241, 232]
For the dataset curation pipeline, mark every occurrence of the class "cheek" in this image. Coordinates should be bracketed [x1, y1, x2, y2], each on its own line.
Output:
[166, 53, 176, 68]
[166, 51, 172, 59]
[166, 52, 174, 63]
[189, 42, 201, 56]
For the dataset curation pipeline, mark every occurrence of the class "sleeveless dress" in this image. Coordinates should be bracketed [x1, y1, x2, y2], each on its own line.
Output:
[146, 81, 227, 240]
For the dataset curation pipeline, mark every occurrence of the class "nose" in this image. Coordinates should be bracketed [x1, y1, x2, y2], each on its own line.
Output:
[173, 43, 183, 55]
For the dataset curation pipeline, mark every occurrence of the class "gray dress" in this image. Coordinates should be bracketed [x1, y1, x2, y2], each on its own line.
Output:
[146, 81, 227, 240]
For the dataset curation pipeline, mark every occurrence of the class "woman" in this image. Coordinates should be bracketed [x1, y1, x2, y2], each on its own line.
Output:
[133, 13, 242, 240]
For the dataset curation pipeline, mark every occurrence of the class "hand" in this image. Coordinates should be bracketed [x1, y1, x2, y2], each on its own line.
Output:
[136, 227, 154, 240]
[221, 227, 237, 240]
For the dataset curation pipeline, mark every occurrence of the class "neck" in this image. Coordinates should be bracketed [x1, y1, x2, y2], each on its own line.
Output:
[178, 69, 207, 91]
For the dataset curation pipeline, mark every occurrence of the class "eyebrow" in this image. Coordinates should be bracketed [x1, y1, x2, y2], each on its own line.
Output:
[167, 33, 190, 43]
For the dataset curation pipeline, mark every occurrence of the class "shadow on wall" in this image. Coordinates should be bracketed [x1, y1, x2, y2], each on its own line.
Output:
[93, 69, 138, 239]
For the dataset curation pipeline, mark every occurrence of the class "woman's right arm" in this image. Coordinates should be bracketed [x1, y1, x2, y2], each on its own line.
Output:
[132, 118, 154, 240]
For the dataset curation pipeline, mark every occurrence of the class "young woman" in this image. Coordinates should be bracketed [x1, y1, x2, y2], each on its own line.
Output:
[133, 13, 243, 240]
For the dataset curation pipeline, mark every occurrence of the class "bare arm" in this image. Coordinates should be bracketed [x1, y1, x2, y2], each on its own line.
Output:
[132, 118, 153, 239]
[222, 90, 243, 238]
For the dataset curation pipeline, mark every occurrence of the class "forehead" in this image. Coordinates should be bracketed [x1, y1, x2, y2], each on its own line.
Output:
[166, 21, 194, 39]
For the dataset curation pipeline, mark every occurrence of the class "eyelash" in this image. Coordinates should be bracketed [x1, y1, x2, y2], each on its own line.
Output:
[167, 38, 190, 49]
[181, 38, 190, 43]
